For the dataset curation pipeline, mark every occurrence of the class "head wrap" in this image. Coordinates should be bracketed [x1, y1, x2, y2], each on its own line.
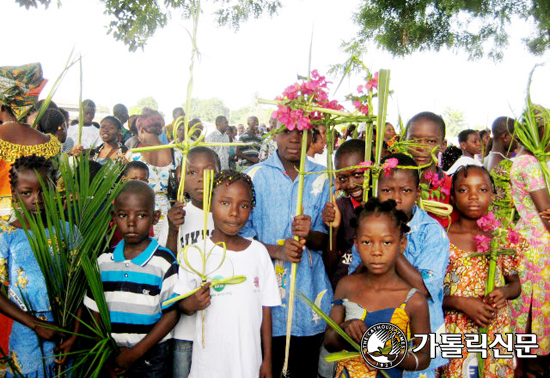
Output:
[0, 63, 47, 120]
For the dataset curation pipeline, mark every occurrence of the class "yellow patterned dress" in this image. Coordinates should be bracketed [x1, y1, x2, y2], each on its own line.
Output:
[333, 288, 416, 378]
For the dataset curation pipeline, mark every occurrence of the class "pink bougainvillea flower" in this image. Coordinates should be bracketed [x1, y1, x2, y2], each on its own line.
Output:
[357, 161, 373, 172]
[440, 186, 451, 197]
[474, 234, 491, 253]
[366, 72, 379, 91]
[311, 69, 320, 79]
[283, 83, 300, 100]
[352, 100, 369, 115]
[382, 158, 399, 177]
[506, 230, 520, 245]
[357, 85, 364, 94]
[476, 212, 500, 232]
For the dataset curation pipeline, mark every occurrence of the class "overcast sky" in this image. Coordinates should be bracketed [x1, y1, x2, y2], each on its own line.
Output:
[4, 0, 550, 129]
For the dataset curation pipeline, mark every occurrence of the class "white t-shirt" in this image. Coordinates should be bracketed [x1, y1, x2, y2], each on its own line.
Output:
[446, 155, 482, 175]
[67, 124, 100, 149]
[175, 238, 281, 378]
[158, 202, 214, 341]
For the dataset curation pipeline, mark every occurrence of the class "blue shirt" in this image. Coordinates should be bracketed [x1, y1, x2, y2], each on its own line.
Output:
[349, 205, 449, 373]
[240, 152, 333, 337]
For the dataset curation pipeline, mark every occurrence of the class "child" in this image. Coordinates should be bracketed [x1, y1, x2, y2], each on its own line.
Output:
[161, 146, 221, 378]
[84, 180, 179, 377]
[348, 153, 450, 378]
[446, 129, 482, 175]
[326, 198, 431, 378]
[240, 125, 332, 378]
[443, 165, 521, 378]
[322, 139, 366, 288]
[176, 170, 281, 378]
[405, 111, 458, 228]
[90, 116, 128, 165]
[307, 128, 326, 167]
[0, 156, 66, 377]
[122, 160, 149, 183]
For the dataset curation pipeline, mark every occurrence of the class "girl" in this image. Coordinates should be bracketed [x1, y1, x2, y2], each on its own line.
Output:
[90, 116, 128, 165]
[0, 155, 66, 377]
[175, 170, 281, 378]
[326, 197, 431, 378]
[443, 165, 521, 378]
[37, 108, 68, 146]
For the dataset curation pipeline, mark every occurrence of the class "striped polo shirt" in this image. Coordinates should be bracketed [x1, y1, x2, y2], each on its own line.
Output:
[84, 237, 179, 347]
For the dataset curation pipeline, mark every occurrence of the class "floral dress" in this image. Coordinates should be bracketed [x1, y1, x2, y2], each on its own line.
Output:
[442, 241, 523, 378]
[509, 154, 550, 354]
[0, 223, 56, 377]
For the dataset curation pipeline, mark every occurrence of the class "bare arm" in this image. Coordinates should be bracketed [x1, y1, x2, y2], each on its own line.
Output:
[529, 188, 550, 233]
[400, 293, 431, 371]
[259, 306, 273, 378]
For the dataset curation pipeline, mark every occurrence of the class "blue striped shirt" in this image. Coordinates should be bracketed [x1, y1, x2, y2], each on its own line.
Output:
[84, 237, 179, 347]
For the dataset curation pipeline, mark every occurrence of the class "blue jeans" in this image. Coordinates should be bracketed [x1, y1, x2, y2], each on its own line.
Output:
[173, 339, 193, 378]
[126, 340, 171, 378]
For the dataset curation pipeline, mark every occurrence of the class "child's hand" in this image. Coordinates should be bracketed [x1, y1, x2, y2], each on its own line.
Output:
[69, 145, 83, 157]
[292, 214, 311, 239]
[181, 282, 211, 314]
[279, 238, 306, 263]
[485, 287, 507, 309]
[259, 359, 272, 378]
[114, 347, 140, 374]
[54, 335, 77, 365]
[460, 297, 496, 328]
[167, 201, 186, 231]
[342, 319, 367, 343]
[322, 196, 342, 229]
[539, 208, 550, 220]
[33, 321, 64, 342]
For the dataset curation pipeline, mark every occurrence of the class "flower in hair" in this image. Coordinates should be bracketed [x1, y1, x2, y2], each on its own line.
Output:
[381, 158, 398, 177]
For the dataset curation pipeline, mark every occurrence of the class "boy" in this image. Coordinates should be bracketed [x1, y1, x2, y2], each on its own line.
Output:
[240, 125, 332, 378]
[84, 180, 179, 376]
[446, 129, 482, 175]
[349, 153, 449, 378]
[122, 160, 149, 183]
[405, 111, 458, 228]
[322, 139, 365, 288]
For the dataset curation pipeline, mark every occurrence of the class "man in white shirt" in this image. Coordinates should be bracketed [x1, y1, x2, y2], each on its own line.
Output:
[446, 129, 482, 175]
[205, 115, 230, 170]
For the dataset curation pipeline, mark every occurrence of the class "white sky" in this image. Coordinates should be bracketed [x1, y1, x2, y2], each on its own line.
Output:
[4, 0, 550, 130]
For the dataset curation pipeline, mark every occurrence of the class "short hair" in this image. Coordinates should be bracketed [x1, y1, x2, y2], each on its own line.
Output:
[406, 111, 446, 139]
[188, 146, 221, 172]
[173, 107, 185, 119]
[451, 165, 495, 194]
[442, 146, 463, 171]
[213, 169, 256, 207]
[37, 108, 65, 135]
[353, 197, 410, 235]
[101, 115, 123, 130]
[82, 99, 96, 109]
[113, 103, 127, 114]
[123, 161, 149, 177]
[215, 115, 227, 125]
[116, 180, 155, 211]
[380, 153, 419, 187]
[458, 129, 478, 144]
[335, 139, 366, 164]
[32, 99, 58, 114]
[189, 118, 202, 128]
[9, 155, 57, 190]
[492, 117, 515, 138]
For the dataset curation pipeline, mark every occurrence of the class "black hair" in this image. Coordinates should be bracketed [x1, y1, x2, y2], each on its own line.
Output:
[116, 180, 155, 211]
[213, 169, 256, 207]
[215, 115, 227, 125]
[113, 103, 128, 114]
[380, 153, 420, 187]
[406, 111, 446, 139]
[479, 130, 489, 139]
[451, 165, 496, 194]
[458, 129, 478, 144]
[101, 115, 123, 130]
[123, 161, 149, 177]
[335, 139, 366, 164]
[188, 146, 222, 172]
[9, 155, 57, 190]
[82, 99, 96, 109]
[189, 118, 202, 128]
[492, 116, 515, 138]
[89, 161, 103, 184]
[442, 146, 463, 171]
[173, 107, 185, 118]
[37, 108, 66, 135]
[311, 128, 321, 143]
[353, 197, 410, 235]
[58, 108, 70, 123]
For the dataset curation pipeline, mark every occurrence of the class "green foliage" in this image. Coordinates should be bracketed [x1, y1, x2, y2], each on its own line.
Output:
[351, 0, 550, 60]
[443, 106, 467, 137]
[187, 97, 229, 123]
[15, 0, 282, 52]
[230, 106, 272, 125]
[129, 96, 159, 115]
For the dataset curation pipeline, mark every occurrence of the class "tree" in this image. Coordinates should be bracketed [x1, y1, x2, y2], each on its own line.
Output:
[129, 96, 159, 115]
[15, 0, 282, 52]
[188, 97, 229, 123]
[442, 107, 467, 138]
[230, 106, 273, 125]
[350, 0, 550, 60]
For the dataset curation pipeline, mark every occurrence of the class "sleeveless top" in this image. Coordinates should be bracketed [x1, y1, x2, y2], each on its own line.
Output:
[333, 288, 417, 378]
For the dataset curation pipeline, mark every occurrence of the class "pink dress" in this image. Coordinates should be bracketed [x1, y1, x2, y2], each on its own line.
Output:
[509, 154, 550, 354]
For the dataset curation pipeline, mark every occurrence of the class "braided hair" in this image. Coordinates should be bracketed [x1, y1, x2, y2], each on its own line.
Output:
[213, 169, 256, 207]
[9, 155, 57, 190]
[353, 197, 410, 235]
[451, 164, 496, 194]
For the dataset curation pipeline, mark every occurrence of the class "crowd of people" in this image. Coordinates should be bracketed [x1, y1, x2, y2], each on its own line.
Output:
[1, 63, 549, 378]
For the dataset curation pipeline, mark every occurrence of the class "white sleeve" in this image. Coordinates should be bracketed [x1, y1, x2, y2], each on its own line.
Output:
[257, 242, 282, 307]
[174, 265, 200, 297]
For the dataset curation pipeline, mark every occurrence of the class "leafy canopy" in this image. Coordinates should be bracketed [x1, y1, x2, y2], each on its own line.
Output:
[351, 0, 550, 61]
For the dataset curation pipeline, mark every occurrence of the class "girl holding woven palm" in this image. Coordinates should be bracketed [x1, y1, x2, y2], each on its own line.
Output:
[325, 197, 431, 378]
[0, 156, 71, 377]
